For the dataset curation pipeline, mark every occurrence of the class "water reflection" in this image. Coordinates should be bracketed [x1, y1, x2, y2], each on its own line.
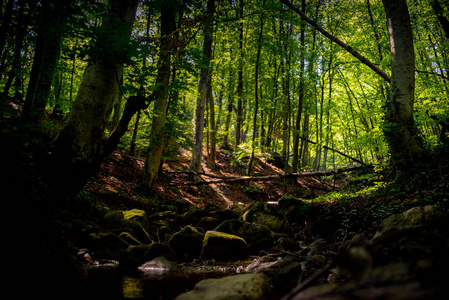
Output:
[122, 276, 143, 299]
[83, 258, 254, 299]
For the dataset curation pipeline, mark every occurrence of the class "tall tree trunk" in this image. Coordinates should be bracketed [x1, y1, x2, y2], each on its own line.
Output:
[22, 0, 69, 123]
[292, 0, 306, 173]
[190, 0, 215, 172]
[207, 74, 216, 167]
[235, 0, 244, 148]
[49, 0, 139, 194]
[382, 0, 426, 179]
[248, 0, 265, 176]
[140, 1, 177, 189]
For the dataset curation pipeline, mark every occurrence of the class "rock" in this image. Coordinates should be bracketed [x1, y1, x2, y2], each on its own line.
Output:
[261, 256, 303, 295]
[175, 273, 273, 300]
[201, 230, 248, 261]
[138, 256, 177, 271]
[372, 205, 447, 241]
[277, 194, 311, 223]
[214, 219, 275, 253]
[242, 202, 287, 231]
[197, 216, 221, 231]
[88, 232, 129, 260]
[148, 211, 180, 229]
[119, 242, 176, 269]
[123, 209, 150, 231]
[161, 198, 191, 213]
[246, 255, 283, 273]
[168, 226, 204, 262]
[182, 207, 211, 226]
[271, 237, 300, 252]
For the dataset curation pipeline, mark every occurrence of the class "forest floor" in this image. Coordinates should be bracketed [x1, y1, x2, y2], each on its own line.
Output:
[84, 143, 449, 243]
[85, 147, 339, 209]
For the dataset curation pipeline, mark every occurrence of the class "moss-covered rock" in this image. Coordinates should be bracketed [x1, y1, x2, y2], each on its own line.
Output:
[168, 226, 204, 261]
[182, 207, 211, 226]
[123, 209, 150, 231]
[278, 194, 311, 223]
[175, 273, 272, 300]
[197, 216, 221, 231]
[214, 219, 275, 253]
[201, 230, 248, 261]
[242, 203, 287, 231]
[119, 243, 176, 269]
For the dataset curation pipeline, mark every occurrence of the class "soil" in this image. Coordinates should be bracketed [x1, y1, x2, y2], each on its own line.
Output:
[84, 147, 342, 211]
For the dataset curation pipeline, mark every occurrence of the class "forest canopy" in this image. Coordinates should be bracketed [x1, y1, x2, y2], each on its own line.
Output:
[1, 0, 448, 195]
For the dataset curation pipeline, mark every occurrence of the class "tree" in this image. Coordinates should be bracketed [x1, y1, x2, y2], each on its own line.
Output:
[190, 0, 215, 173]
[22, 0, 70, 123]
[382, 0, 426, 178]
[48, 0, 139, 194]
[140, 0, 178, 190]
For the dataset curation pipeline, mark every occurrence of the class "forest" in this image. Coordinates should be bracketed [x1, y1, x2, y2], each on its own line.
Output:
[1, 0, 449, 299]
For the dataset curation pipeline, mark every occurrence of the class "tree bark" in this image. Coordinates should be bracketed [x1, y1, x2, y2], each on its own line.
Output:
[140, 1, 177, 190]
[22, 0, 69, 123]
[190, 0, 215, 172]
[248, 0, 265, 176]
[292, 0, 306, 173]
[235, 0, 244, 147]
[382, 0, 426, 178]
[48, 0, 139, 194]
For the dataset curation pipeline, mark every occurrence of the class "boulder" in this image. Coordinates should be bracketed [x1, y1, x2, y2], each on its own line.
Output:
[277, 194, 311, 223]
[175, 273, 273, 300]
[242, 202, 287, 231]
[201, 230, 248, 261]
[214, 219, 275, 253]
[372, 205, 448, 241]
[168, 226, 204, 261]
[123, 209, 150, 232]
[197, 216, 221, 231]
[161, 198, 191, 213]
[261, 256, 303, 295]
[138, 256, 177, 271]
[119, 243, 176, 269]
[182, 207, 211, 226]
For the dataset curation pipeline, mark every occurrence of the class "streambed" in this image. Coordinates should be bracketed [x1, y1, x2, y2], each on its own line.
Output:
[79, 258, 254, 299]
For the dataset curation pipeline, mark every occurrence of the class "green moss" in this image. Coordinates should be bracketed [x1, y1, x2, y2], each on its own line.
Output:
[123, 209, 146, 220]
[203, 231, 247, 247]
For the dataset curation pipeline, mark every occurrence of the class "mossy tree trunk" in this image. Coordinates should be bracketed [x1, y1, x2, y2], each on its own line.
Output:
[48, 0, 139, 194]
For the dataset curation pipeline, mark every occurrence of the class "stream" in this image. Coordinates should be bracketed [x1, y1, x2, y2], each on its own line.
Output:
[79, 258, 254, 299]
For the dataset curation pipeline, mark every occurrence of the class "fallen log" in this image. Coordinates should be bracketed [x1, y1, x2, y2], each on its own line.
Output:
[168, 165, 365, 186]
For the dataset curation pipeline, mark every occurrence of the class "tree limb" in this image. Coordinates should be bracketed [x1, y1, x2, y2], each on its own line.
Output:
[279, 0, 391, 83]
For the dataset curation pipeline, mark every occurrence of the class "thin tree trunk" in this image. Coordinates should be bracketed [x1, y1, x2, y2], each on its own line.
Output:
[190, 0, 215, 172]
[248, 0, 265, 175]
[235, 0, 244, 148]
[22, 0, 69, 123]
[140, 1, 176, 189]
[280, 0, 391, 83]
[292, 0, 306, 173]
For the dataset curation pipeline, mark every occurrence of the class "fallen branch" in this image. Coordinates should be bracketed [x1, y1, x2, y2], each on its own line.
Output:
[168, 165, 365, 186]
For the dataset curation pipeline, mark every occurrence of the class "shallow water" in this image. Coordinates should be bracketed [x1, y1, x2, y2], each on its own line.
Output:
[80, 259, 253, 299]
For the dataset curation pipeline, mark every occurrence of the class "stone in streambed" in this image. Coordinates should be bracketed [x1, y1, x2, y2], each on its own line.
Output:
[175, 273, 272, 300]
[201, 230, 248, 261]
